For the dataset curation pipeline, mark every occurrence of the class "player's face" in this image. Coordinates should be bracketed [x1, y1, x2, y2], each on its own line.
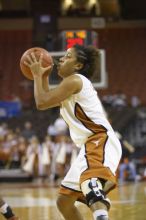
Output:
[57, 48, 79, 78]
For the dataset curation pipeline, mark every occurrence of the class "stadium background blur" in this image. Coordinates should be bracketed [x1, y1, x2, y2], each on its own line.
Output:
[0, 0, 146, 184]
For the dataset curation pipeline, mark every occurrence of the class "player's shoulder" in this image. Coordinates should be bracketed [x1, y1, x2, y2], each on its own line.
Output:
[63, 74, 82, 85]
[75, 73, 93, 89]
[60, 74, 83, 94]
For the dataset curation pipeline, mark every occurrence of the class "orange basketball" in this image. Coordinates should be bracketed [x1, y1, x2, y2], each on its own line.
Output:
[20, 47, 53, 80]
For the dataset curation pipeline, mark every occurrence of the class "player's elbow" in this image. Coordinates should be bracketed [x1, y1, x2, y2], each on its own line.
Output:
[36, 102, 48, 110]
[36, 103, 44, 110]
[36, 98, 53, 110]
[35, 98, 46, 110]
[35, 97, 47, 110]
[35, 95, 60, 109]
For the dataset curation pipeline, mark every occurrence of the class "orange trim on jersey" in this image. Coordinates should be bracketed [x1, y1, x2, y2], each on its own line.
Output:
[74, 103, 117, 189]
[59, 185, 87, 204]
[80, 133, 117, 186]
[75, 103, 107, 134]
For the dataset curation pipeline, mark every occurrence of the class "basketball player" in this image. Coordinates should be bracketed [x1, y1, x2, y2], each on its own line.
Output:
[24, 44, 122, 220]
[0, 197, 19, 220]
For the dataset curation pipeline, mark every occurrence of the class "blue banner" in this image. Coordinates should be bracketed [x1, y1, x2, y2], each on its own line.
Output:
[0, 101, 21, 118]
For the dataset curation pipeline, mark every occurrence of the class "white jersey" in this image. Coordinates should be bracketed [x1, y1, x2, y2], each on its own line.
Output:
[60, 74, 115, 148]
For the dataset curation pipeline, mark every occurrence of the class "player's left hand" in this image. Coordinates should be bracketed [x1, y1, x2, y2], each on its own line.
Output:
[24, 52, 53, 78]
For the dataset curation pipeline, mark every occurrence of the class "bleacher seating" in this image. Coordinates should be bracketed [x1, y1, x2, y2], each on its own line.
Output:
[98, 27, 146, 105]
[0, 107, 59, 140]
[0, 29, 32, 104]
[107, 106, 137, 132]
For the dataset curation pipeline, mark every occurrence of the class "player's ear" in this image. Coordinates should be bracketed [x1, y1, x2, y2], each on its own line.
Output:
[75, 62, 83, 71]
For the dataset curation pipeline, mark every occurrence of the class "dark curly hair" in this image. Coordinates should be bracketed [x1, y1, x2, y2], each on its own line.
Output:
[73, 44, 100, 78]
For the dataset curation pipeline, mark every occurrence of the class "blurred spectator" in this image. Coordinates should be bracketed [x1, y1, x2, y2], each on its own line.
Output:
[8, 137, 20, 169]
[17, 136, 28, 167]
[116, 131, 137, 184]
[102, 94, 114, 107]
[47, 123, 58, 138]
[39, 135, 53, 179]
[21, 121, 36, 140]
[0, 123, 8, 137]
[0, 134, 9, 168]
[131, 95, 141, 108]
[49, 134, 73, 185]
[50, 134, 67, 184]
[54, 116, 68, 135]
[2, 132, 15, 152]
[11, 94, 22, 111]
[112, 90, 127, 109]
[0, 131, 17, 168]
[22, 136, 39, 176]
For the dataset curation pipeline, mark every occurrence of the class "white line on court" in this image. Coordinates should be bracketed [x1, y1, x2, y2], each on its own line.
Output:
[3, 197, 141, 208]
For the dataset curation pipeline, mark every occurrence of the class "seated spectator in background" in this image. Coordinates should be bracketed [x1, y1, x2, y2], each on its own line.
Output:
[17, 136, 28, 168]
[102, 94, 114, 107]
[39, 135, 53, 180]
[112, 90, 127, 110]
[54, 134, 68, 183]
[7, 136, 20, 169]
[47, 116, 68, 141]
[22, 136, 39, 176]
[116, 131, 137, 183]
[131, 95, 141, 108]
[54, 116, 68, 135]
[0, 136, 10, 169]
[50, 134, 77, 186]
[119, 157, 137, 184]
[0, 123, 8, 137]
[47, 123, 58, 140]
[23, 135, 53, 181]
[11, 94, 22, 107]
[70, 143, 79, 165]
[21, 121, 36, 140]
[0, 131, 17, 168]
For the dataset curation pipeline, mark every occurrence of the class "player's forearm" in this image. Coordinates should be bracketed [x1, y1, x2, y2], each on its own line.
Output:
[33, 76, 59, 109]
[33, 76, 47, 109]
[42, 74, 50, 92]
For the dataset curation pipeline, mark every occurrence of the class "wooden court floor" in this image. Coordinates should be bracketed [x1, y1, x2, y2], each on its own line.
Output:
[0, 181, 146, 220]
